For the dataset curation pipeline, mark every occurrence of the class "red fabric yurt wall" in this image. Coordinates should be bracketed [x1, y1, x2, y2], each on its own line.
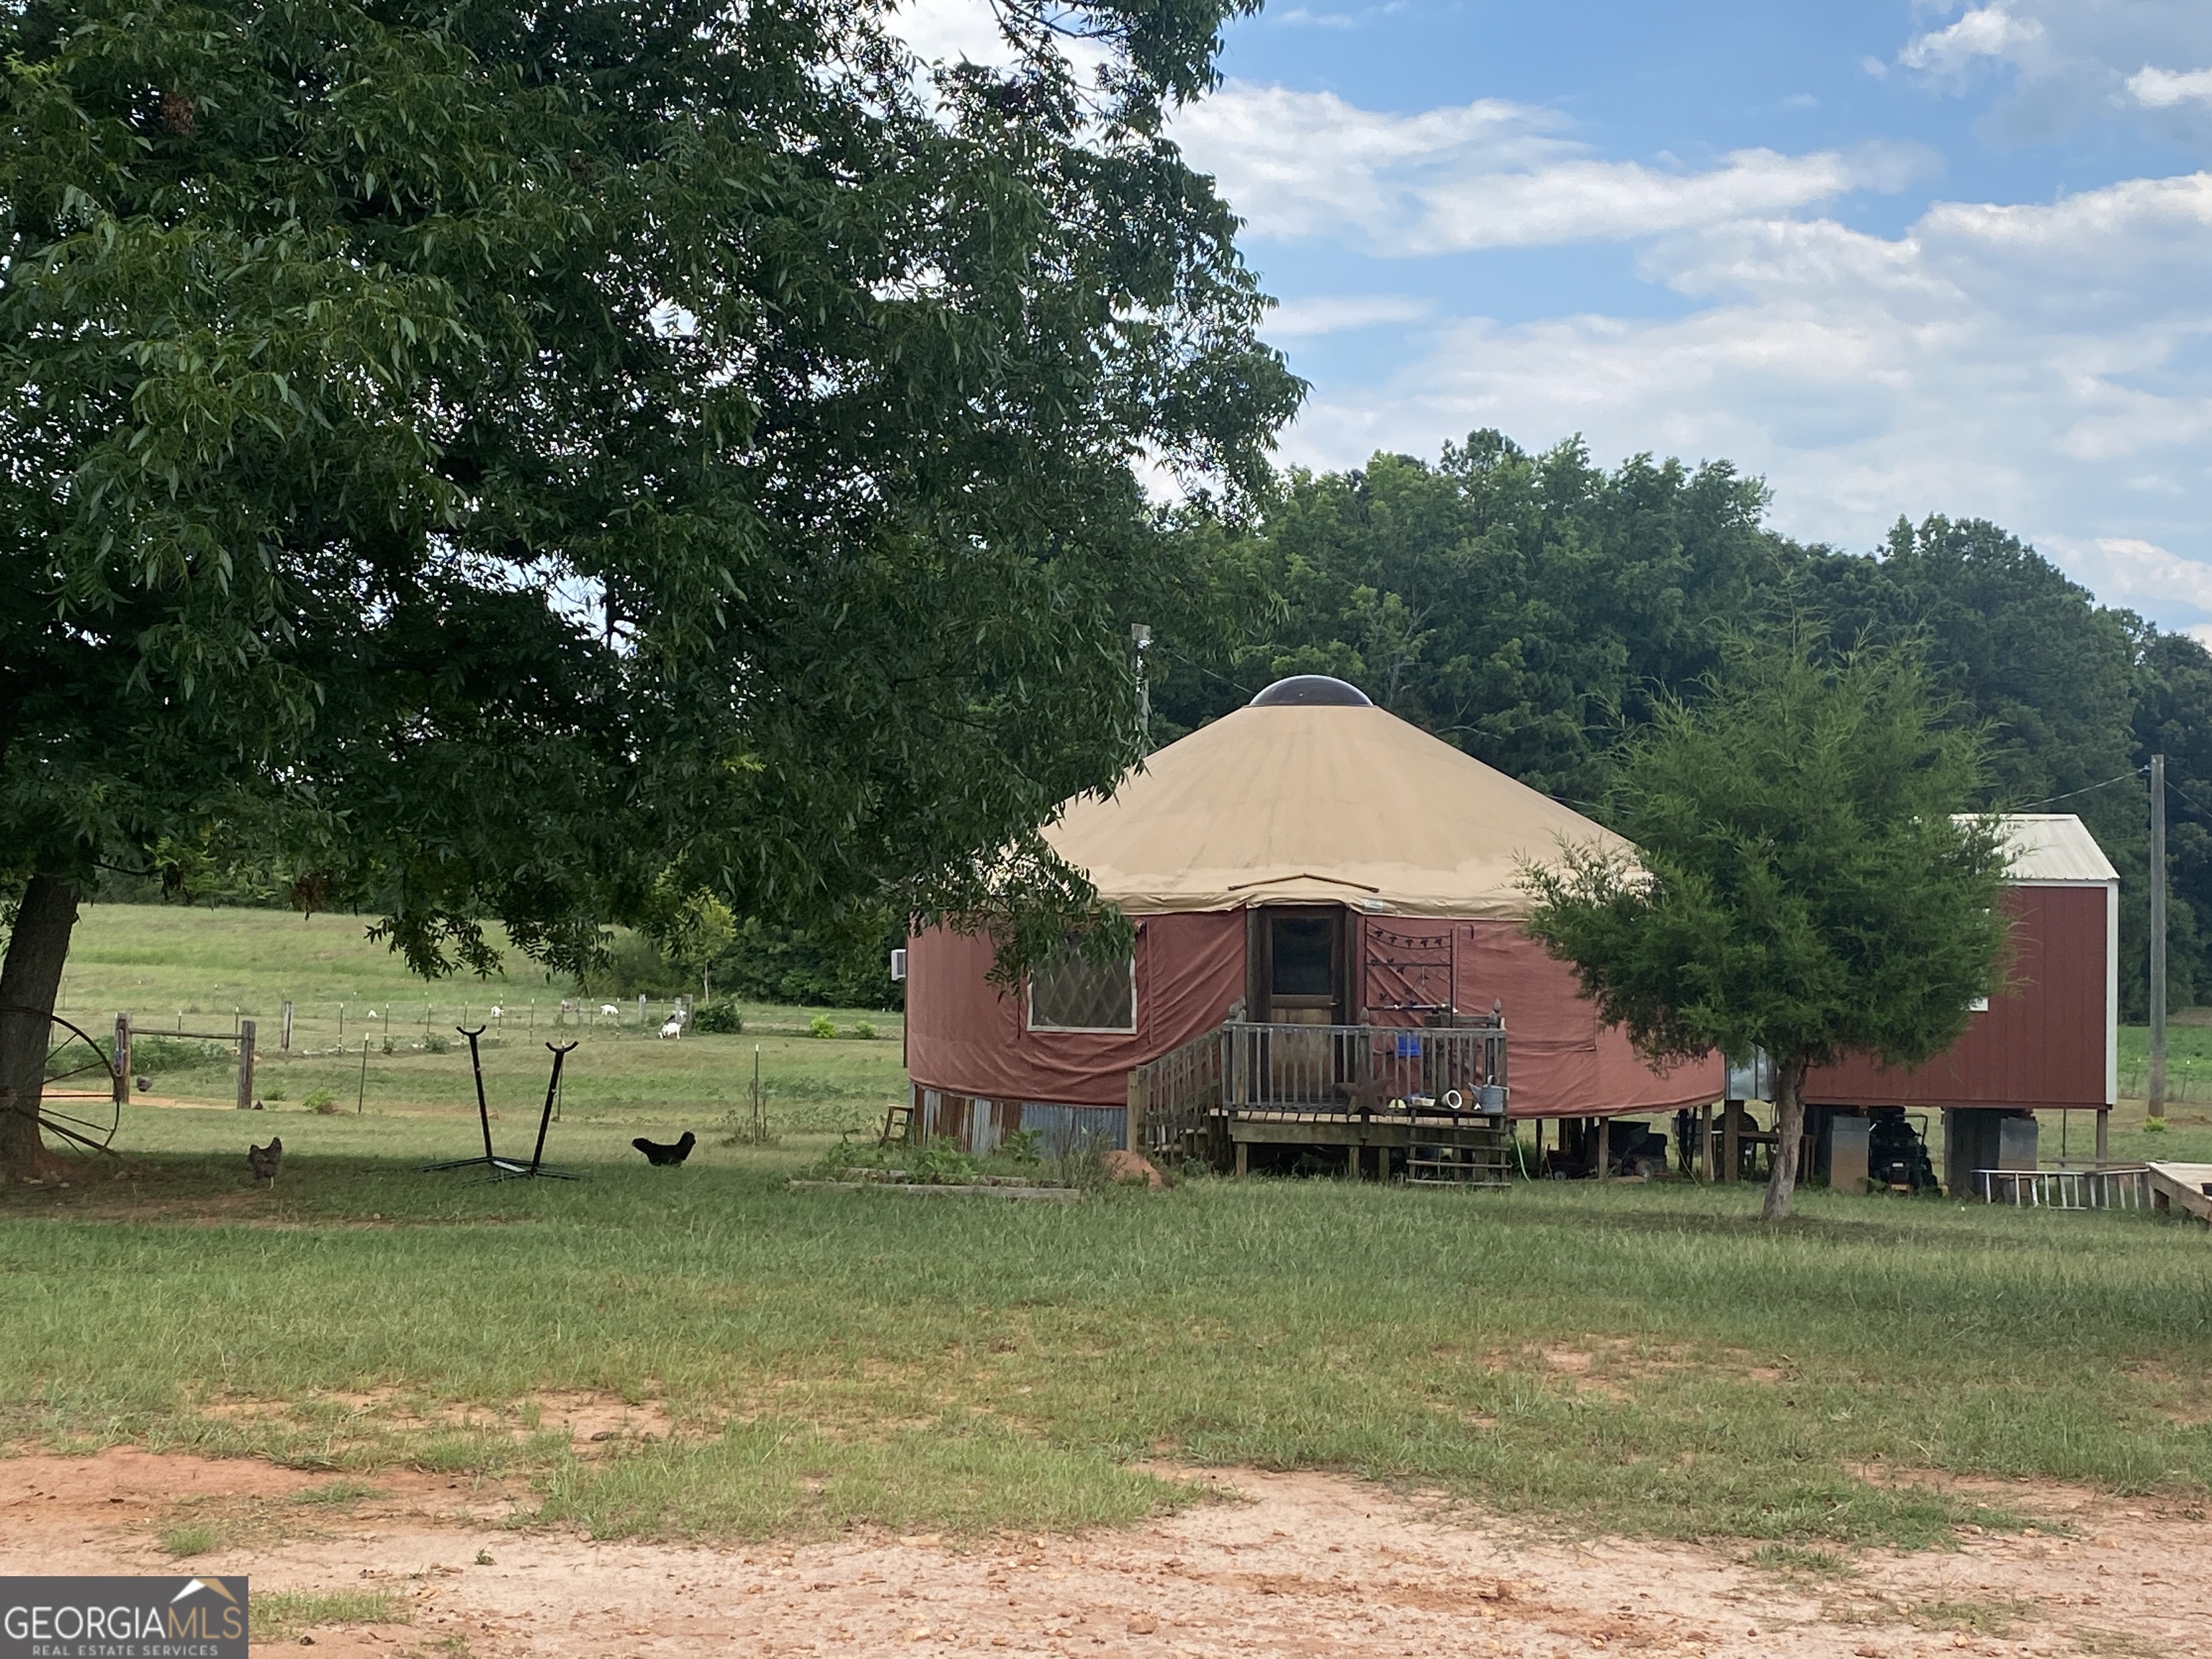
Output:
[1804, 884, 2115, 1112]
[905, 913, 1244, 1109]
[904, 911, 1721, 1119]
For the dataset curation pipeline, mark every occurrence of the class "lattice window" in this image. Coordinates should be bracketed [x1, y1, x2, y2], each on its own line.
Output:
[1028, 948, 1136, 1033]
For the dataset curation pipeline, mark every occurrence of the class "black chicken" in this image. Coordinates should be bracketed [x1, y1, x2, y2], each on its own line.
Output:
[632, 1131, 696, 1166]
[246, 1137, 283, 1185]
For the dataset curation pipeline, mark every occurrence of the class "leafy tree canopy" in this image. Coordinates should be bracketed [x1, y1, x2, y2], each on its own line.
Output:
[1521, 639, 2012, 1220]
[0, 0, 1299, 1170]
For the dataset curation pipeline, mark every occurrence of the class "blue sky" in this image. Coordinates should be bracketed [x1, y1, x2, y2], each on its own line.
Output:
[901, 2, 2212, 642]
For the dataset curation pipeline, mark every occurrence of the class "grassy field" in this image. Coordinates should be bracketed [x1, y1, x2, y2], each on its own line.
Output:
[4, 1111, 2211, 1552]
[6, 902, 2210, 1553]
[52, 902, 908, 1136]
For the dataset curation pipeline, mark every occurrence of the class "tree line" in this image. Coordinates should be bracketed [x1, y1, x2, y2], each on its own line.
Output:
[1135, 432, 2209, 1019]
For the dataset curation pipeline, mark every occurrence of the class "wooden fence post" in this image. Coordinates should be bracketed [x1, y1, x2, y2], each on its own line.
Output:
[280, 1000, 294, 1053]
[1125, 1069, 1145, 1154]
[1596, 1115, 1611, 1182]
[112, 1012, 131, 1107]
[235, 1019, 257, 1111]
[1722, 1105, 1741, 1184]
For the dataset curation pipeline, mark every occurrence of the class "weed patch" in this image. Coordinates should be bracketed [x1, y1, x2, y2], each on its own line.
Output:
[251, 1588, 408, 1642]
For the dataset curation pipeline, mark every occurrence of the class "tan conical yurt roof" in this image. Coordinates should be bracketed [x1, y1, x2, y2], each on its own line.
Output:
[1044, 678, 1629, 917]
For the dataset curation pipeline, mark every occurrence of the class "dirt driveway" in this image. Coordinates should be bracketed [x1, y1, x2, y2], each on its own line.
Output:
[1, 1447, 2204, 1657]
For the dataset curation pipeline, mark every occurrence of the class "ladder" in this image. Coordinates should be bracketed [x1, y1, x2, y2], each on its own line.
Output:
[879, 1100, 915, 1148]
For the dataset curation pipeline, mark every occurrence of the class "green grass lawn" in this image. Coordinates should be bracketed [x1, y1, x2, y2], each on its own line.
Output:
[5, 1112, 2210, 1550]
[9, 903, 2211, 1553]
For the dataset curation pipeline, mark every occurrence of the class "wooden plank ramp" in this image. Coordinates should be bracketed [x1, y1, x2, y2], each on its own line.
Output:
[2146, 1162, 2212, 1226]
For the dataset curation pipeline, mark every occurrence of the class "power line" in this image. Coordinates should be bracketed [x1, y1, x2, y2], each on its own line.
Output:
[2011, 768, 2147, 811]
[1159, 643, 1261, 702]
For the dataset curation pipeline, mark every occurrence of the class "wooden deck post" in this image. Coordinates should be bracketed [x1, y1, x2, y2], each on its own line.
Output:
[1596, 1116, 1611, 1182]
[235, 1019, 256, 1112]
[1698, 1103, 1713, 1182]
[2095, 1107, 2109, 1164]
[1722, 1104, 1740, 1184]
[1125, 1069, 1144, 1154]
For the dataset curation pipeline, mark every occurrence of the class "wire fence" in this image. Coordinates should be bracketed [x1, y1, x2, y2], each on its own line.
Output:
[54, 993, 897, 1058]
[2118, 1058, 2206, 1102]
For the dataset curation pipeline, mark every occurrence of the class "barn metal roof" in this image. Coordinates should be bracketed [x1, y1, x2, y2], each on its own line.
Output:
[1985, 814, 2120, 884]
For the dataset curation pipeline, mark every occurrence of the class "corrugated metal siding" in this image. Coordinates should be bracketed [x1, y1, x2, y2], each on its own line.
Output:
[1808, 884, 2111, 1110]
[915, 1092, 1125, 1157]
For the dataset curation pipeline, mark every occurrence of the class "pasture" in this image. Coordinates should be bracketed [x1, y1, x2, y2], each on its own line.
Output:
[7, 902, 2211, 1557]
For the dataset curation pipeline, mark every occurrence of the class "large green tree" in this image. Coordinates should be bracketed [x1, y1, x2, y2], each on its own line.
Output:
[1522, 640, 2012, 1220]
[1148, 431, 1781, 799]
[0, 0, 1298, 1173]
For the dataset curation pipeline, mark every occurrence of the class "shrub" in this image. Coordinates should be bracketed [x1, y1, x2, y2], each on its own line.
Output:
[808, 1014, 836, 1040]
[851, 1019, 876, 1040]
[423, 1033, 449, 1055]
[303, 1089, 340, 1115]
[693, 998, 744, 1034]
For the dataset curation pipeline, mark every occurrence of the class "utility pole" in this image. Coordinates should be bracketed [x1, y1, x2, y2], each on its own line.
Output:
[2149, 753, 2168, 1130]
[1130, 623, 1154, 754]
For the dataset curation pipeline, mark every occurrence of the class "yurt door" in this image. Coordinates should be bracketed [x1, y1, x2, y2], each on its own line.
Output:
[1254, 907, 1347, 1026]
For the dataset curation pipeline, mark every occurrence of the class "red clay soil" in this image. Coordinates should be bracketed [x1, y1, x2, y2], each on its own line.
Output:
[1, 1447, 2206, 1658]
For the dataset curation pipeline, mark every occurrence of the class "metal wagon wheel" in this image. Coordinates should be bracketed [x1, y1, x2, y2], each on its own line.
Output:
[1, 1003, 123, 1157]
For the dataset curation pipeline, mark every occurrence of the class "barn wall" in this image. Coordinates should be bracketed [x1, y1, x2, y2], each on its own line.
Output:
[1806, 883, 2113, 1111]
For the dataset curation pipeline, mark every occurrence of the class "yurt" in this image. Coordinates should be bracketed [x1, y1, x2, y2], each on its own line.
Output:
[904, 675, 1723, 1159]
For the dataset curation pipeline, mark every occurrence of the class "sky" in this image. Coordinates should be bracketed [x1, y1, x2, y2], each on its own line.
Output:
[896, 2, 2212, 644]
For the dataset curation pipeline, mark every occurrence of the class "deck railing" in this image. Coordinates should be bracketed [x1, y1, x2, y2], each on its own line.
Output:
[1127, 1026, 1226, 1166]
[1128, 1017, 1509, 1166]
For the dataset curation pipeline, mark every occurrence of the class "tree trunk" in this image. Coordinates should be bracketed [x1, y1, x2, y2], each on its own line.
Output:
[0, 874, 81, 1179]
[1760, 1054, 1809, 1221]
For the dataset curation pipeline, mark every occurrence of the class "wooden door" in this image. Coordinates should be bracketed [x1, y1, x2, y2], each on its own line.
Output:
[1257, 907, 1346, 1025]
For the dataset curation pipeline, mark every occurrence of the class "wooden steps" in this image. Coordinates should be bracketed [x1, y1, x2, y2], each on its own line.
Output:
[2146, 1161, 2212, 1226]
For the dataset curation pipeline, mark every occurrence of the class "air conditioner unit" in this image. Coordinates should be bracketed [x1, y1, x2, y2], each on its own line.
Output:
[889, 948, 907, 982]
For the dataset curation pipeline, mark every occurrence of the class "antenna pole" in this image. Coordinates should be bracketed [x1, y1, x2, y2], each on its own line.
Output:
[1131, 623, 1153, 754]
[2149, 753, 2167, 1129]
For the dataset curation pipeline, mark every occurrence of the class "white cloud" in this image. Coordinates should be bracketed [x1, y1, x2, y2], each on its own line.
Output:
[1893, 4, 2212, 143]
[1272, 171, 2212, 630]
[1174, 83, 1926, 255]
[2059, 537, 2212, 621]
[1265, 295, 1434, 338]
[2130, 65, 2212, 107]
[1901, 4, 2046, 78]
[886, 0, 1017, 67]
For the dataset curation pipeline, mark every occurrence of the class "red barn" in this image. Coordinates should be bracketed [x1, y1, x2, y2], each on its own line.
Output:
[1805, 814, 2119, 1187]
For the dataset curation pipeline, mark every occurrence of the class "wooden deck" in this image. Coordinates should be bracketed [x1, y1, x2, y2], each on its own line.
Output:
[2147, 1161, 2212, 1225]
[1130, 1018, 1513, 1184]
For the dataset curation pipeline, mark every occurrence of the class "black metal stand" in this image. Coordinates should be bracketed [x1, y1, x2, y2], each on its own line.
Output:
[489, 1043, 579, 1182]
[423, 1026, 529, 1174]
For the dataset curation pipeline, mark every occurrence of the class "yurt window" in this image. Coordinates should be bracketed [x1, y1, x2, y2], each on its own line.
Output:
[1027, 948, 1137, 1033]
